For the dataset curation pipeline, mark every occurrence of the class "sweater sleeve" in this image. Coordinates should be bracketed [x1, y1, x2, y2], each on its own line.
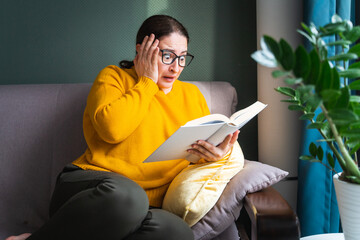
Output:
[86, 66, 159, 144]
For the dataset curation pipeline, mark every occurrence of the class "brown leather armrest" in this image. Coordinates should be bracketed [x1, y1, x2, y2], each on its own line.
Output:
[238, 186, 300, 240]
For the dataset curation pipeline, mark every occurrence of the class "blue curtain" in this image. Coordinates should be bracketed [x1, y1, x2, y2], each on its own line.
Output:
[297, 0, 354, 237]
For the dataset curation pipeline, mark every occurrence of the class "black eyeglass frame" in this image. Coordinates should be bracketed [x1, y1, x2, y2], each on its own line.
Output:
[159, 49, 194, 67]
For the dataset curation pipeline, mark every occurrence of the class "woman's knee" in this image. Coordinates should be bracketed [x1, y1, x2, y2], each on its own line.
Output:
[64, 174, 150, 239]
[37, 173, 150, 240]
[127, 209, 194, 240]
[152, 209, 193, 239]
[94, 174, 149, 221]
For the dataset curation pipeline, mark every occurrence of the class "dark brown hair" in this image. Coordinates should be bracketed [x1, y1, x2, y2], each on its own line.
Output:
[119, 15, 189, 69]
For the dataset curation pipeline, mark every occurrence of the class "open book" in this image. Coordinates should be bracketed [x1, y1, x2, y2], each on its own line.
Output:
[143, 101, 267, 163]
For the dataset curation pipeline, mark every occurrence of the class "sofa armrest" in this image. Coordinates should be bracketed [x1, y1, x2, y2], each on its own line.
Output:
[237, 186, 300, 240]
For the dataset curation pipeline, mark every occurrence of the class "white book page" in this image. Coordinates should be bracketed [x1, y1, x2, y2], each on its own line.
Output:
[184, 114, 229, 126]
[143, 123, 224, 162]
[230, 101, 267, 126]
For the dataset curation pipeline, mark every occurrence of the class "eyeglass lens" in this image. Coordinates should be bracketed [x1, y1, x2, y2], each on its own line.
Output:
[162, 51, 193, 67]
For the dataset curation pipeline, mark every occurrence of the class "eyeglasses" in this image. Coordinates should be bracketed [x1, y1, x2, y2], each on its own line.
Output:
[160, 49, 194, 67]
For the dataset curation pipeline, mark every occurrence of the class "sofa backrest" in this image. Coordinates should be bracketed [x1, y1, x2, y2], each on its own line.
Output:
[0, 81, 237, 238]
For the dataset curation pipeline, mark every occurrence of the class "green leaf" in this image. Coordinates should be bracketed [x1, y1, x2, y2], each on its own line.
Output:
[339, 69, 360, 79]
[316, 112, 326, 122]
[281, 99, 299, 104]
[349, 120, 360, 129]
[300, 155, 316, 161]
[348, 43, 360, 56]
[317, 146, 324, 161]
[263, 35, 282, 60]
[297, 85, 315, 96]
[326, 40, 352, 47]
[294, 46, 311, 79]
[275, 87, 296, 97]
[350, 144, 360, 155]
[344, 20, 354, 32]
[279, 39, 295, 70]
[334, 86, 350, 109]
[351, 106, 360, 119]
[320, 22, 348, 36]
[328, 108, 358, 126]
[316, 61, 333, 93]
[331, 67, 340, 90]
[316, 61, 340, 93]
[349, 80, 360, 90]
[306, 49, 321, 85]
[328, 53, 358, 62]
[309, 23, 319, 35]
[297, 29, 315, 44]
[327, 153, 335, 168]
[319, 45, 328, 61]
[320, 89, 341, 102]
[309, 142, 317, 157]
[296, 85, 315, 104]
[321, 123, 332, 139]
[310, 159, 323, 163]
[300, 113, 315, 120]
[331, 14, 343, 23]
[284, 78, 302, 85]
[342, 129, 360, 138]
[317, 138, 335, 142]
[350, 95, 360, 103]
[307, 122, 326, 130]
[349, 61, 360, 69]
[346, 139, 360, 155]
[288, 104, 305, 111]
[344, 26, 360, 42]
[306, 95, 322, 111]
[301, 22, 312, 35]
[272, 70, 289, 78]
[251, 50, 277, 68]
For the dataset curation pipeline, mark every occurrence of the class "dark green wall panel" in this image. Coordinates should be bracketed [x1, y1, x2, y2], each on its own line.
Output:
[1, 0, 258, 160]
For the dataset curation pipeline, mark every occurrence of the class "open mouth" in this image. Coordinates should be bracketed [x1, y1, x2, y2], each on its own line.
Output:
[163, 76, 176, 82]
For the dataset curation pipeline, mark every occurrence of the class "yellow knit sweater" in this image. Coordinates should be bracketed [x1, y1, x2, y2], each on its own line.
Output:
[73, 65, 210, 207]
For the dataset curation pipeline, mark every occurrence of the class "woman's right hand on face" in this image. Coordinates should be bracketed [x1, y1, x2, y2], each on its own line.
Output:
[134, 34, 159, 83]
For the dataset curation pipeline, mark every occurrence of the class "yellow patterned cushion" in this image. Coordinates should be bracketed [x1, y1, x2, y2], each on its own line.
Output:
[162, 142, 244, 226]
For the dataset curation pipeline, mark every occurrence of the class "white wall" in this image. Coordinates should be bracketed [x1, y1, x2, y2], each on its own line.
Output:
[256, 0, 303, 210]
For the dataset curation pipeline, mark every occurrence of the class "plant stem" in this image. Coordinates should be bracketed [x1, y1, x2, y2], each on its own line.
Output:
[318, 129, 345, 169]
[321, 104, 360, 178]
[310, 120, 345, 168]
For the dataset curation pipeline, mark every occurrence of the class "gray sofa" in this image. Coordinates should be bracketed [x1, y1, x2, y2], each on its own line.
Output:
[0, 81, 300, 240]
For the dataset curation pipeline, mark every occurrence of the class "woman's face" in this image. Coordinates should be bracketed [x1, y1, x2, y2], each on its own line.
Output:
[157, 32, 188, 94]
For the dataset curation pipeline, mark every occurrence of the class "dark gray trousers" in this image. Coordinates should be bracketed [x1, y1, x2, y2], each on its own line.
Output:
[28, 164, 194, 240]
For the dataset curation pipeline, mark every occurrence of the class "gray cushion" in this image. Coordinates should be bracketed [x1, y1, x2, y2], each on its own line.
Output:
[0, 84, 90, 238]
[191, 160, 288, 240]
[187, 81, 237, 117]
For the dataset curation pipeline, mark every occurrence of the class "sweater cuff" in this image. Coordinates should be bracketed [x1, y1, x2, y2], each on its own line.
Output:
[137, 76, 159, 96]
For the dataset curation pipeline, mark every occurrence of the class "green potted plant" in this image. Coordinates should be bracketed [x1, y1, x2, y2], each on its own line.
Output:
[251, 15, 360, 240]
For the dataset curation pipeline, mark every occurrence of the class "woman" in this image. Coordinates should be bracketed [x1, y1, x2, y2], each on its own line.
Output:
[7, 15, 239, 240]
